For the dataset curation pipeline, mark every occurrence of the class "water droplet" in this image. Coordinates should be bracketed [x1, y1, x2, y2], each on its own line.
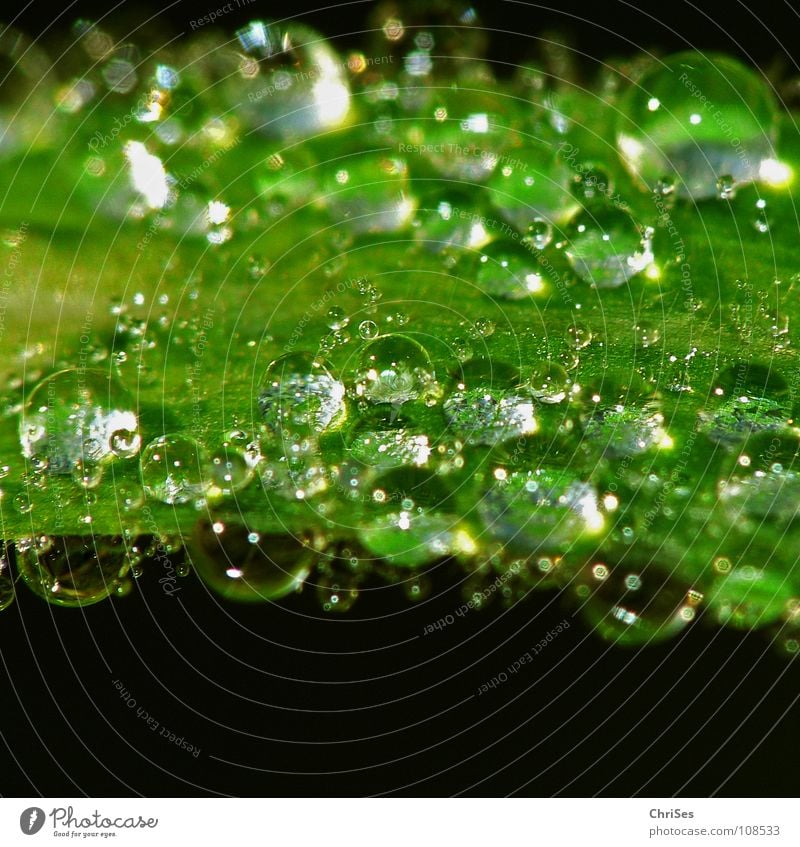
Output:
[474, 239, 552, 299]
[575, 557, 693, 644]
[189, 518, 313, 601]
[316, 572, 359, 612]
[109, 428, 140, 458]
[358, 320, 379, 340]
[140, 434, 210, 504]
[358, 469, 463, 567]
[480, 469, 602, 553]
[258, 352, 346, 437]
[708, 567, 790, 629]
[469, 318, 496, 339]
[354, 334, 438, 406]
[444, 389, 537, 446]
[71, 459, 104, 489]
[451, 337, 473, 361]
[326, 306, 350, 330]
[15, 535, 136, 607]
[701, 362, 791, 444]
[348, 407, 432, 469]
[403, 574, 432, 601]
[654, 176, 675, 197]
[413, 190, 493, 252]
[586, 398, 669, 457]
[635, 321, 662, 348]
[717, 174, 737, 200]
[523, 361, 570, 403]
[323, 152, 416, 233]
[225, 22, 351, 140]
[617, 51, 778, 198]
[487, 139, 577, 230]
[570, 163, 615, 203]
[565, 206, 654, 289]
[754, 203, 770, 233]
[207, 444, 254, 497]
[410, 89, 507, 182]
[566, 322, 593, 350]
[20, 368, 140, 473]
[525, 217, 553, 250]
[115, 481, 145, 512]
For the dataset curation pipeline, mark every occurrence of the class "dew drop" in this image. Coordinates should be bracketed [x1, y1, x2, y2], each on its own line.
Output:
[326, 306, 350, 330]
[19, 368, 140, 473]
[359, 320, 379, 340]
[258, 352, 346, 437]
[354, 334, 438, 406]
[225, 21, 351, 140]
[617, 51, 778, 198]
[565, 206, 654, 289]
[15, 535, 136, 607]
[716, 174, 737, 200]
[188, 518, 313, 601]
[525, 217, 553, 250]
[474, 239, 552, 300]
[140, 434, 210, 505]
[523, 361, 570, 404]
[487, 139, 577, 230]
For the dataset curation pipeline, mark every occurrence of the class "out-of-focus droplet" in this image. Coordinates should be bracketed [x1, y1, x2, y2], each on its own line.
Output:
[223, 21, 351, 140]
[189, 518, 313, 601]
[15, 535, 136, 607]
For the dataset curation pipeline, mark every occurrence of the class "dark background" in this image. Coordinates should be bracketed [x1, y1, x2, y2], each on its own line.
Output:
[2, 0, 799, 797]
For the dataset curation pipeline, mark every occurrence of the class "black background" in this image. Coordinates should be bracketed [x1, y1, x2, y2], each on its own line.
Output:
[2, 0, 800, 797]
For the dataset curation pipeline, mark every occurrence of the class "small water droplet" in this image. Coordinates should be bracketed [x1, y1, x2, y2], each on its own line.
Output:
[359, 320, 379, 340]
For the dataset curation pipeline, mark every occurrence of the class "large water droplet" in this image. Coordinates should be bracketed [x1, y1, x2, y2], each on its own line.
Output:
[189, 519, 313, 601]
[223, 21, 351, 139]
[585, 398, 670, 457]
[413, 191, 493, 252]
[700, 362, 792, 444]
[20, 368, 140, 473]
[487, 138, 577, 231]
[409, 88, 508, 181]
[479, 469, 603, 554]
[207, 444, 254, 498]
[354, 334, 437, 406]
[358, 469, 464, 567]
[15, 535, 136, 607]
[617, 52, 778, 199]
[444, 390, 538, 445]
[323, 151, 416, 233]
[574, 556, 694, 645]
[258, 352, 346, 437]
[348, 407, 433, 468]
[523, 361, 571, 404]
[708, 566, 790, 629]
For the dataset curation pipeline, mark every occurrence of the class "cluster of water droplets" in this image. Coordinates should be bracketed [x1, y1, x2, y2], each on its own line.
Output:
[2, 7, 800, 650]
